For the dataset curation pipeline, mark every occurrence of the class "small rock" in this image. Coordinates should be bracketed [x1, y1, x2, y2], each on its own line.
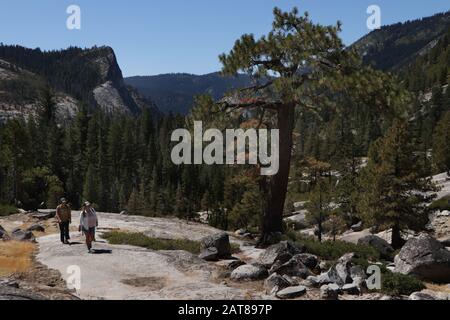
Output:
[319, 261, 328, 271]
[11, 227, 21, 234]
[409, 290, 448, 300]
[0, 279, 19, 288]
[320, 284, 340, 300]
[409, 292, 438, 300]
[199, 247, 218, 261]
[350, 265, 367, 285]
[27, 224, 45, 232]
[231, 264, 268, 281]
[269, 256, 313, 279]
[292, 254, 318, 269]
[276, 286, 307, 299]
[226, 260, 246, 270]
[32, 211, 56, 220]
[300, 276, 318, 288]
[264, 273, 291, 294]
[316, 268, 340, 286]
[0, 285, 45, 300]
[342, 283, 360, 295]
[437, 210, 450, 217]
[351, 221, 363, 232]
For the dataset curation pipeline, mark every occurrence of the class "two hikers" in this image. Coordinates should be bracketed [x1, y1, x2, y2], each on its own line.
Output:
[56, 198, 99, 253]
[79, 201, 98, 253]
[56, 198, 71, 244]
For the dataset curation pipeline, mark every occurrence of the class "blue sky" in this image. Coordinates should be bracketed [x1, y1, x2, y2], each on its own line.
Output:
[0, 1, 449, 76]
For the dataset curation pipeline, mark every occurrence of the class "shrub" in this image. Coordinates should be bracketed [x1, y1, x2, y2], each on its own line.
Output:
[429, 195, 450, 211]
[103, 231, 201, 254]
[381, 272, 425, 296]
[0, 204, 18, 217]
[284, 232, 380, 261]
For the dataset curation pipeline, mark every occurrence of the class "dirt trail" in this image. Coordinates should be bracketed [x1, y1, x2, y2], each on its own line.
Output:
[36, 212, 267, 300]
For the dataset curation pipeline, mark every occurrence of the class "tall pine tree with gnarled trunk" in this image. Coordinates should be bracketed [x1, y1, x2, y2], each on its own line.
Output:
[217, 7, 403, 246]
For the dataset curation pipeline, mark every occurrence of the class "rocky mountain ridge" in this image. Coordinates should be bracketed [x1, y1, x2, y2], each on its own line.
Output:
[0, 45, 160, 122]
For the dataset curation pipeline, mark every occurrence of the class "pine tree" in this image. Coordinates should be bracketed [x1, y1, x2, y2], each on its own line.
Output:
[306, 177, 333, 242]
[358, 119, 436, 248]
[432, 111, 450, 174]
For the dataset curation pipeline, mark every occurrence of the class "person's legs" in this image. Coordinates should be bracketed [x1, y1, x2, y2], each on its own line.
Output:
[59, 223, 65, 243]
[85, 232, 93, 251]
[63, 222, 70, 243]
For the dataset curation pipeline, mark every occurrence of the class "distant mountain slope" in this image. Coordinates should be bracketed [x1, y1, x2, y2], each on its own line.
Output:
[352, 11, 450, 72]
[125, 72, 252, 115]
[0, 45, 160, 121]
[399, 28, 450, 93]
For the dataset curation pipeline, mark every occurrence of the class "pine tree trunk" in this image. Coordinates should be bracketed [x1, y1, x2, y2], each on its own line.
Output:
[391, 221, 405, 249]
[257, 104, 295, 247]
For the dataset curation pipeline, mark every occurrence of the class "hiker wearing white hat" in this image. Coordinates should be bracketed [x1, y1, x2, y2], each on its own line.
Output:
[79, 201, 98, 253]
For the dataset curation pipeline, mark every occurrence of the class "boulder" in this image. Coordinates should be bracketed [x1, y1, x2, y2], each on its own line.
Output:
[335, 253, 355, 285]
[320, 284, 340, 300]
[258, 241, 304, 267]
[269, 256, 313, 279]
[351, 221, 363, 232]
[264, 273, 291, 294]
[10, 229, 35, 242]
[317, 253, 357, 287]
[27, 224, 45, 233]
[358, 235, 394, 260]
[276, 286, 307, 299]
[198, 247, 218, 261]
[200, 232, 231, 259]
[230, 264, 268, 281]
[394, 234, 450, 283]
[292, 253, 318, 269]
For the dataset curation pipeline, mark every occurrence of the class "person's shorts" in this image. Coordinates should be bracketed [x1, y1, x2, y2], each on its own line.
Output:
[82, 227, 95, 235]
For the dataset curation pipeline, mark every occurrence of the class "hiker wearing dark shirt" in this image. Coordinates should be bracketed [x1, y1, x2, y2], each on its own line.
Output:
[56, 198, 72, 244]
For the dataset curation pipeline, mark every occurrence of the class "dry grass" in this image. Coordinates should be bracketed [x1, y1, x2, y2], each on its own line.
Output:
[0, 241, 35, 277]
